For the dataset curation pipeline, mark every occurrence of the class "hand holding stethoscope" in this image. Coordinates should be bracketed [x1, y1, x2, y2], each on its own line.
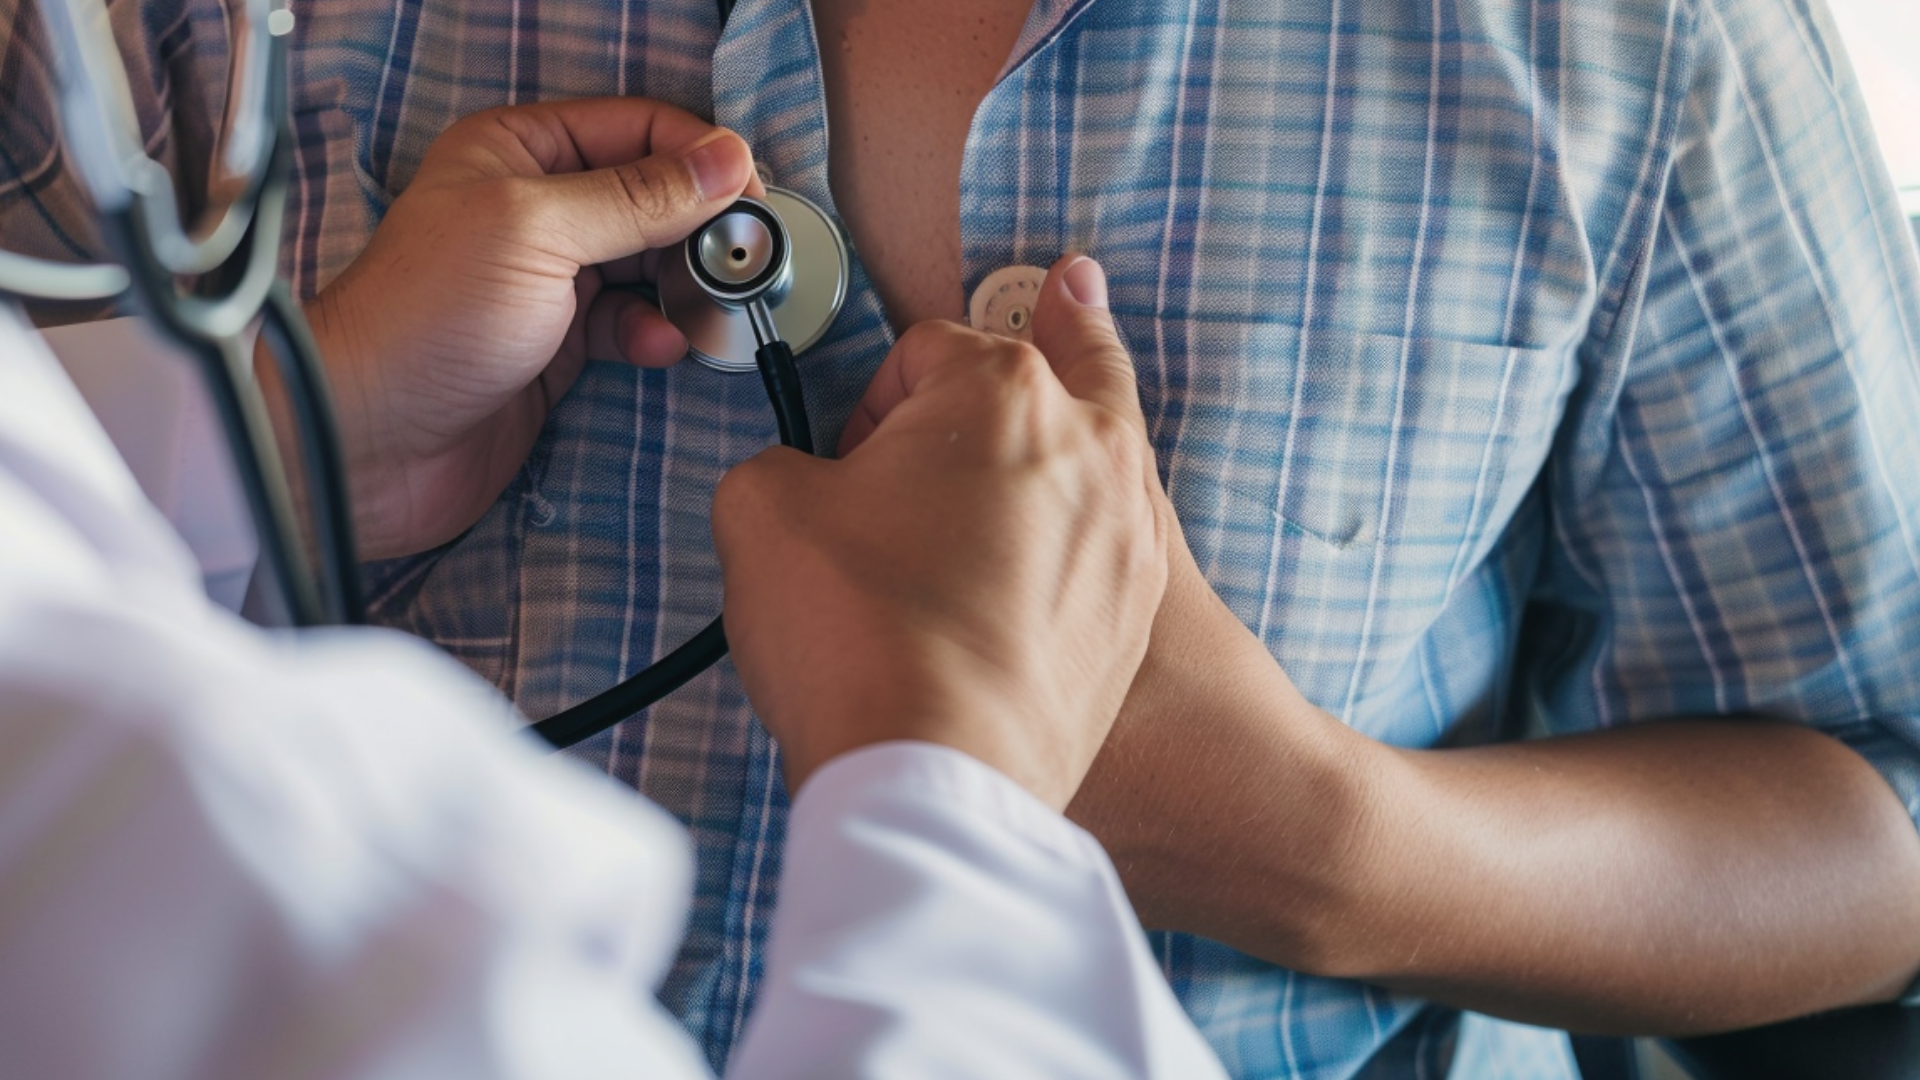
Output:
[0, 0, 844, 750]
[299, 103, 769, 561]
[312, 100, 842, 746]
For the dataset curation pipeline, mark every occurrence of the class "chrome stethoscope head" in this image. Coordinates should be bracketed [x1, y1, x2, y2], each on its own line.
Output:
[688, 197, 793, 310]
[536, 192, 830, 748]
[687, 196, 793, 350]
[658, 187, 848, 374]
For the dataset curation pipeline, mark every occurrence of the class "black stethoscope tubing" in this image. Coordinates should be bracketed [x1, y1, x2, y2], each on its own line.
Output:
[89, 31, 365, 631]
[529, 0, 817, 750]
[530, 336, 814, 750]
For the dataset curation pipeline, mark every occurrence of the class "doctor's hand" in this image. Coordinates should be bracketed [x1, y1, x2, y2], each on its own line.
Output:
[297, 98, 760, 559]
[714, 257, 1169, 811]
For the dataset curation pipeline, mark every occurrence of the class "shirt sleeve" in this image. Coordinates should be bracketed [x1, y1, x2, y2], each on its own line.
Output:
[1530, 0, 1920, 994]
[731, 741, 1229, 1080]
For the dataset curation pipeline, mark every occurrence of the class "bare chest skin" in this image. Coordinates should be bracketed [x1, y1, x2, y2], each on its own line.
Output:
[811, 0, 1034, 331]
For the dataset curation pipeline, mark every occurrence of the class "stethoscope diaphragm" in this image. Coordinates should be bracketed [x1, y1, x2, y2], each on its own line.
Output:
[659, 187, 849, 373]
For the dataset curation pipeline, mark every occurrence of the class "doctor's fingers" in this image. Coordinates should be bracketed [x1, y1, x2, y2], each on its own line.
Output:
[585, 286, 689, 368]
[711, 446, 833, 568]
[838, 320, 1076, 457]
[1028, 255, 1172, 542]
[1028, 255, 1152, 436]
[431, 98, 765, 191]
[520, 128, 757, 268]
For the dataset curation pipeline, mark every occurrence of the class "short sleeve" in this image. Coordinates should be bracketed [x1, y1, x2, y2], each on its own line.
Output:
[1530, 0, 1920, 850]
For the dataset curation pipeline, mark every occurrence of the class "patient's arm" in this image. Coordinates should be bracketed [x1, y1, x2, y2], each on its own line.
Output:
[1061, 0, 1920, 1033]
[1066, 546, 1920, 1036]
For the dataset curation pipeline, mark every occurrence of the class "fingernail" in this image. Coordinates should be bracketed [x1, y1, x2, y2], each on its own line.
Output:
[1064, 256, 1108, 309]
[683, 130, 748, 203]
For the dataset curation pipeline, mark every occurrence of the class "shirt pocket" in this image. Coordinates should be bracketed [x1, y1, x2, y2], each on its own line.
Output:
[1144, 320, 1572, 697]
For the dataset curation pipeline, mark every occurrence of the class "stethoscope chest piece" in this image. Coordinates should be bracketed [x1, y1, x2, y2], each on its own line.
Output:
[659, 187, 849, 373]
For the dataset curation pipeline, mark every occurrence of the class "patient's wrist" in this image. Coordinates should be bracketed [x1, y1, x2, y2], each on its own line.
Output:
[1062, 554, 1400, 968]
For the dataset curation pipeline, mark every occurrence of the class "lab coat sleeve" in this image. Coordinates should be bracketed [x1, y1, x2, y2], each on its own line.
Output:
[0, 601, 724, 1080]
[731, 741, 1230, 1080]
[0, 308, 717, 1080]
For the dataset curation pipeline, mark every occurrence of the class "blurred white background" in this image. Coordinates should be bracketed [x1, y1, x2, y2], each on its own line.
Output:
[1827, 0, 1920, 192]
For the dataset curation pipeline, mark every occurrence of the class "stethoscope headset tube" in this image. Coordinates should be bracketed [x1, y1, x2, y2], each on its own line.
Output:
[4, 0, 365, 631]
[108, 50, 364, 631]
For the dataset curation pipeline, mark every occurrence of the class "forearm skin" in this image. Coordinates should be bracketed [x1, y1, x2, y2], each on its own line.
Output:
[1068, 570, 1920, 1035]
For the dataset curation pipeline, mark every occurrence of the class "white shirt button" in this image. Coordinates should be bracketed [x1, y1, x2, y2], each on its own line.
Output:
[967, 265, 1046, 343]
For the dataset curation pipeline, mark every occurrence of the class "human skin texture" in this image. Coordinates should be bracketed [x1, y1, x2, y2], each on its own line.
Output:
[722, 256, 1170, 810]
[299, 97, 761, 559]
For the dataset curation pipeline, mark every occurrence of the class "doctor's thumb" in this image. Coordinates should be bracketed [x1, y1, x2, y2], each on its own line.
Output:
[538, 128, 756, 268]
[1031, 255, 1148, 428]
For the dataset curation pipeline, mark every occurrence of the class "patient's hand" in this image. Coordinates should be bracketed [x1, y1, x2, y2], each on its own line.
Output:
[302, 98, 759, 559]
[715, 257, 1169, 810]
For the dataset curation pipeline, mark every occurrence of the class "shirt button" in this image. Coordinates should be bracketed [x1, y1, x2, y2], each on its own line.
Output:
[968, 265, 1046, 343]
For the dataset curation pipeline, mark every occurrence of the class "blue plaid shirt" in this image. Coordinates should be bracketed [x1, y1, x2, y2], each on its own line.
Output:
[6, 0, 1917, 1074]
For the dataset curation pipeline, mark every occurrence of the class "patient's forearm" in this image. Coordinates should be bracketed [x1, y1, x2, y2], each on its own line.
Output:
[1355, 719, 1920, 1033]
[1068, 575, 1920, 1035]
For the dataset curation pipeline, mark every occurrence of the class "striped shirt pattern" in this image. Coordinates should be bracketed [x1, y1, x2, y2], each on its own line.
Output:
[4, 0, 1918, 1075]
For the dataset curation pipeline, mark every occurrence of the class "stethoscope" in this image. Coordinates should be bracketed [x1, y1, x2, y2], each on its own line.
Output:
[531, 190, 850, 748]
[0, 0, 852, 752]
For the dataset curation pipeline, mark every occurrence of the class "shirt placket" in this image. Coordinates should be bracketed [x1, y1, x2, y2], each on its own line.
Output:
[698, 0, 897, 1063]
[695, 0, 1112, 1062]
[957, 0, 1109, 337]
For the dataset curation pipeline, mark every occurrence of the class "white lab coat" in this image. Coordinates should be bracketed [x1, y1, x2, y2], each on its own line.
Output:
[0, 303, 1228, 1080]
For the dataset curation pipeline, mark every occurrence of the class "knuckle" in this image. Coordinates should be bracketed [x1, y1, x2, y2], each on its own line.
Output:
[995, 342, 1053, 393]
[712, 462, 769, 542]
[449, 106, 509, 141]
[893, 321, 1010, 391]
[471, 104, 515, 125]
[440, 107, 534, 168]
[1085, 406, 1142, 466]
[715, 449, 815, 535]
[897, 318, 976, 358]
[892, 319, 945, 357]
[611, 160, 684, 229]
[714, 453, 772, 516]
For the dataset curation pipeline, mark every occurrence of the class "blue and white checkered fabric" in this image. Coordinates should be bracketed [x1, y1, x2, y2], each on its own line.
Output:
[285, 0, 1920, 1074]
[15, 0, 1916, 1074]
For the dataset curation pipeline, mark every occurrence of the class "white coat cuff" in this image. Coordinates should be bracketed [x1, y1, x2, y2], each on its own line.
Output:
[792, 740, 1107, 870]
